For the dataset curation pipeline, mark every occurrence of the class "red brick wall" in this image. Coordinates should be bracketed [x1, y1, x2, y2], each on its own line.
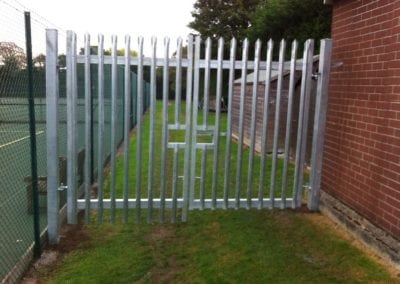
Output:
[323, 0, 400, 239]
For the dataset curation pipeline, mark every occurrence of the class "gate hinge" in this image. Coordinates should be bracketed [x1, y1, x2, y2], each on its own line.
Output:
[58, 183, 68, 191]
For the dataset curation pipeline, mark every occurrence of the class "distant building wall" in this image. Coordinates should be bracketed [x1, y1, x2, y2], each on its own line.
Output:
[231, 81, 288, 154]
[323, 0, 400, 241]
[231, 68, 317, 163]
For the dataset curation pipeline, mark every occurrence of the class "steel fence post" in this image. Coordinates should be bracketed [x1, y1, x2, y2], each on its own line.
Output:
[45, 29, 60, 244]
[308, 39, 332, 210]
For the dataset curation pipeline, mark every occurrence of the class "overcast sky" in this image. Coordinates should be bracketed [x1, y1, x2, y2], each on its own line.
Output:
[1, 0, 197, 55]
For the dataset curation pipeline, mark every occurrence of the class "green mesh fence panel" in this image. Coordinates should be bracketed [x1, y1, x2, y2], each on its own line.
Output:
[0, 2, 49, 281]
[0, 4, 148, 278]
[85, 63, 131, 178]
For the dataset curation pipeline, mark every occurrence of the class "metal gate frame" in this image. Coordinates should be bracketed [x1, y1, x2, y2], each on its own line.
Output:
[46, 29, 332, 244]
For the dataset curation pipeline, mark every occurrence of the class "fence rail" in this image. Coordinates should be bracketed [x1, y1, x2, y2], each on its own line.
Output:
[76, 55, 307, 70]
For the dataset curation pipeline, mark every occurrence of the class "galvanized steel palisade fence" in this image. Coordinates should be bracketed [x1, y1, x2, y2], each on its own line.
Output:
[45, 29, 332, 243]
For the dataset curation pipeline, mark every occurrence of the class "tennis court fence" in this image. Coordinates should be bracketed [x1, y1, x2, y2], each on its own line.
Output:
[0, 4, 150, 282]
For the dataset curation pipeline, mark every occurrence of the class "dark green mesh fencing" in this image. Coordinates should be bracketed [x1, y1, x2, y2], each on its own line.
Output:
[0, 1, 149, 281]
[0, 2, 50, 281]
[68, 63, 148, 180]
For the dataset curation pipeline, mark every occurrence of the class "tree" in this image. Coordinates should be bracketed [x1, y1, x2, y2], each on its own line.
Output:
[79, 46, 137, 57]
[248, 0, 332, 46]
[58, 54, 66, 68]
[188, 0, 331, 45]
[189, 0, 260, 40]
[0, 42, 26, 73]
[105, 48, 138, 57]
[33, 53, 46, 68]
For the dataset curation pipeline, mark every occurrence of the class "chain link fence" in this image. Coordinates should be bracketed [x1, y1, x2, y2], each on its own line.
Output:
[0, 1, 149, 281]
[0, 1, 58, 281]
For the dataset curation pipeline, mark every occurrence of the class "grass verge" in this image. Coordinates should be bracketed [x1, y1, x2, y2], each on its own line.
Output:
[30, 209, 399, 283]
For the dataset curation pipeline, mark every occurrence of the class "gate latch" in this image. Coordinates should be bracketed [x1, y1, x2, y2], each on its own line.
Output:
[312, 72, 321, 80]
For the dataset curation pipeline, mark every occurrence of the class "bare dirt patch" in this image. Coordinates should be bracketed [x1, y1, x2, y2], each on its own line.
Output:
[21, 212, 90, 283]
[137, 225, 184, 283]
[136, 256, 181, 284]
[149, 225, 174, 241]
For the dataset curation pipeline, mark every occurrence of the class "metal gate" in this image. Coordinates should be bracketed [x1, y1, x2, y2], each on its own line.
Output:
[45, 30, 332, 243]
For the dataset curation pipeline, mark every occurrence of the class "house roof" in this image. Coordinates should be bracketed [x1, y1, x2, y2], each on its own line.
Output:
[234, 55, 319, 84]
[233, 69, 290, 84]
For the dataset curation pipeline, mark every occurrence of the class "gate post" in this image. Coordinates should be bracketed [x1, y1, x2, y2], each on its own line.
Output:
[66, 31, 78, 224]
[46, 29, 60, 244]
[182, 35, 193, 221]
[293, 39, 314, 208]
[308, 39, 333, 211]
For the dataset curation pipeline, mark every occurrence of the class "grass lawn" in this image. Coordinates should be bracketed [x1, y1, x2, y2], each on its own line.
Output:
[32, 210, 398, 283]
[27, 101, 399, 283]
[100, 100, 302, 222]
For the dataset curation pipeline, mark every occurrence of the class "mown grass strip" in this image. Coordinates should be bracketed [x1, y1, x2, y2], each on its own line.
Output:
[43, 210, 397, 283]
